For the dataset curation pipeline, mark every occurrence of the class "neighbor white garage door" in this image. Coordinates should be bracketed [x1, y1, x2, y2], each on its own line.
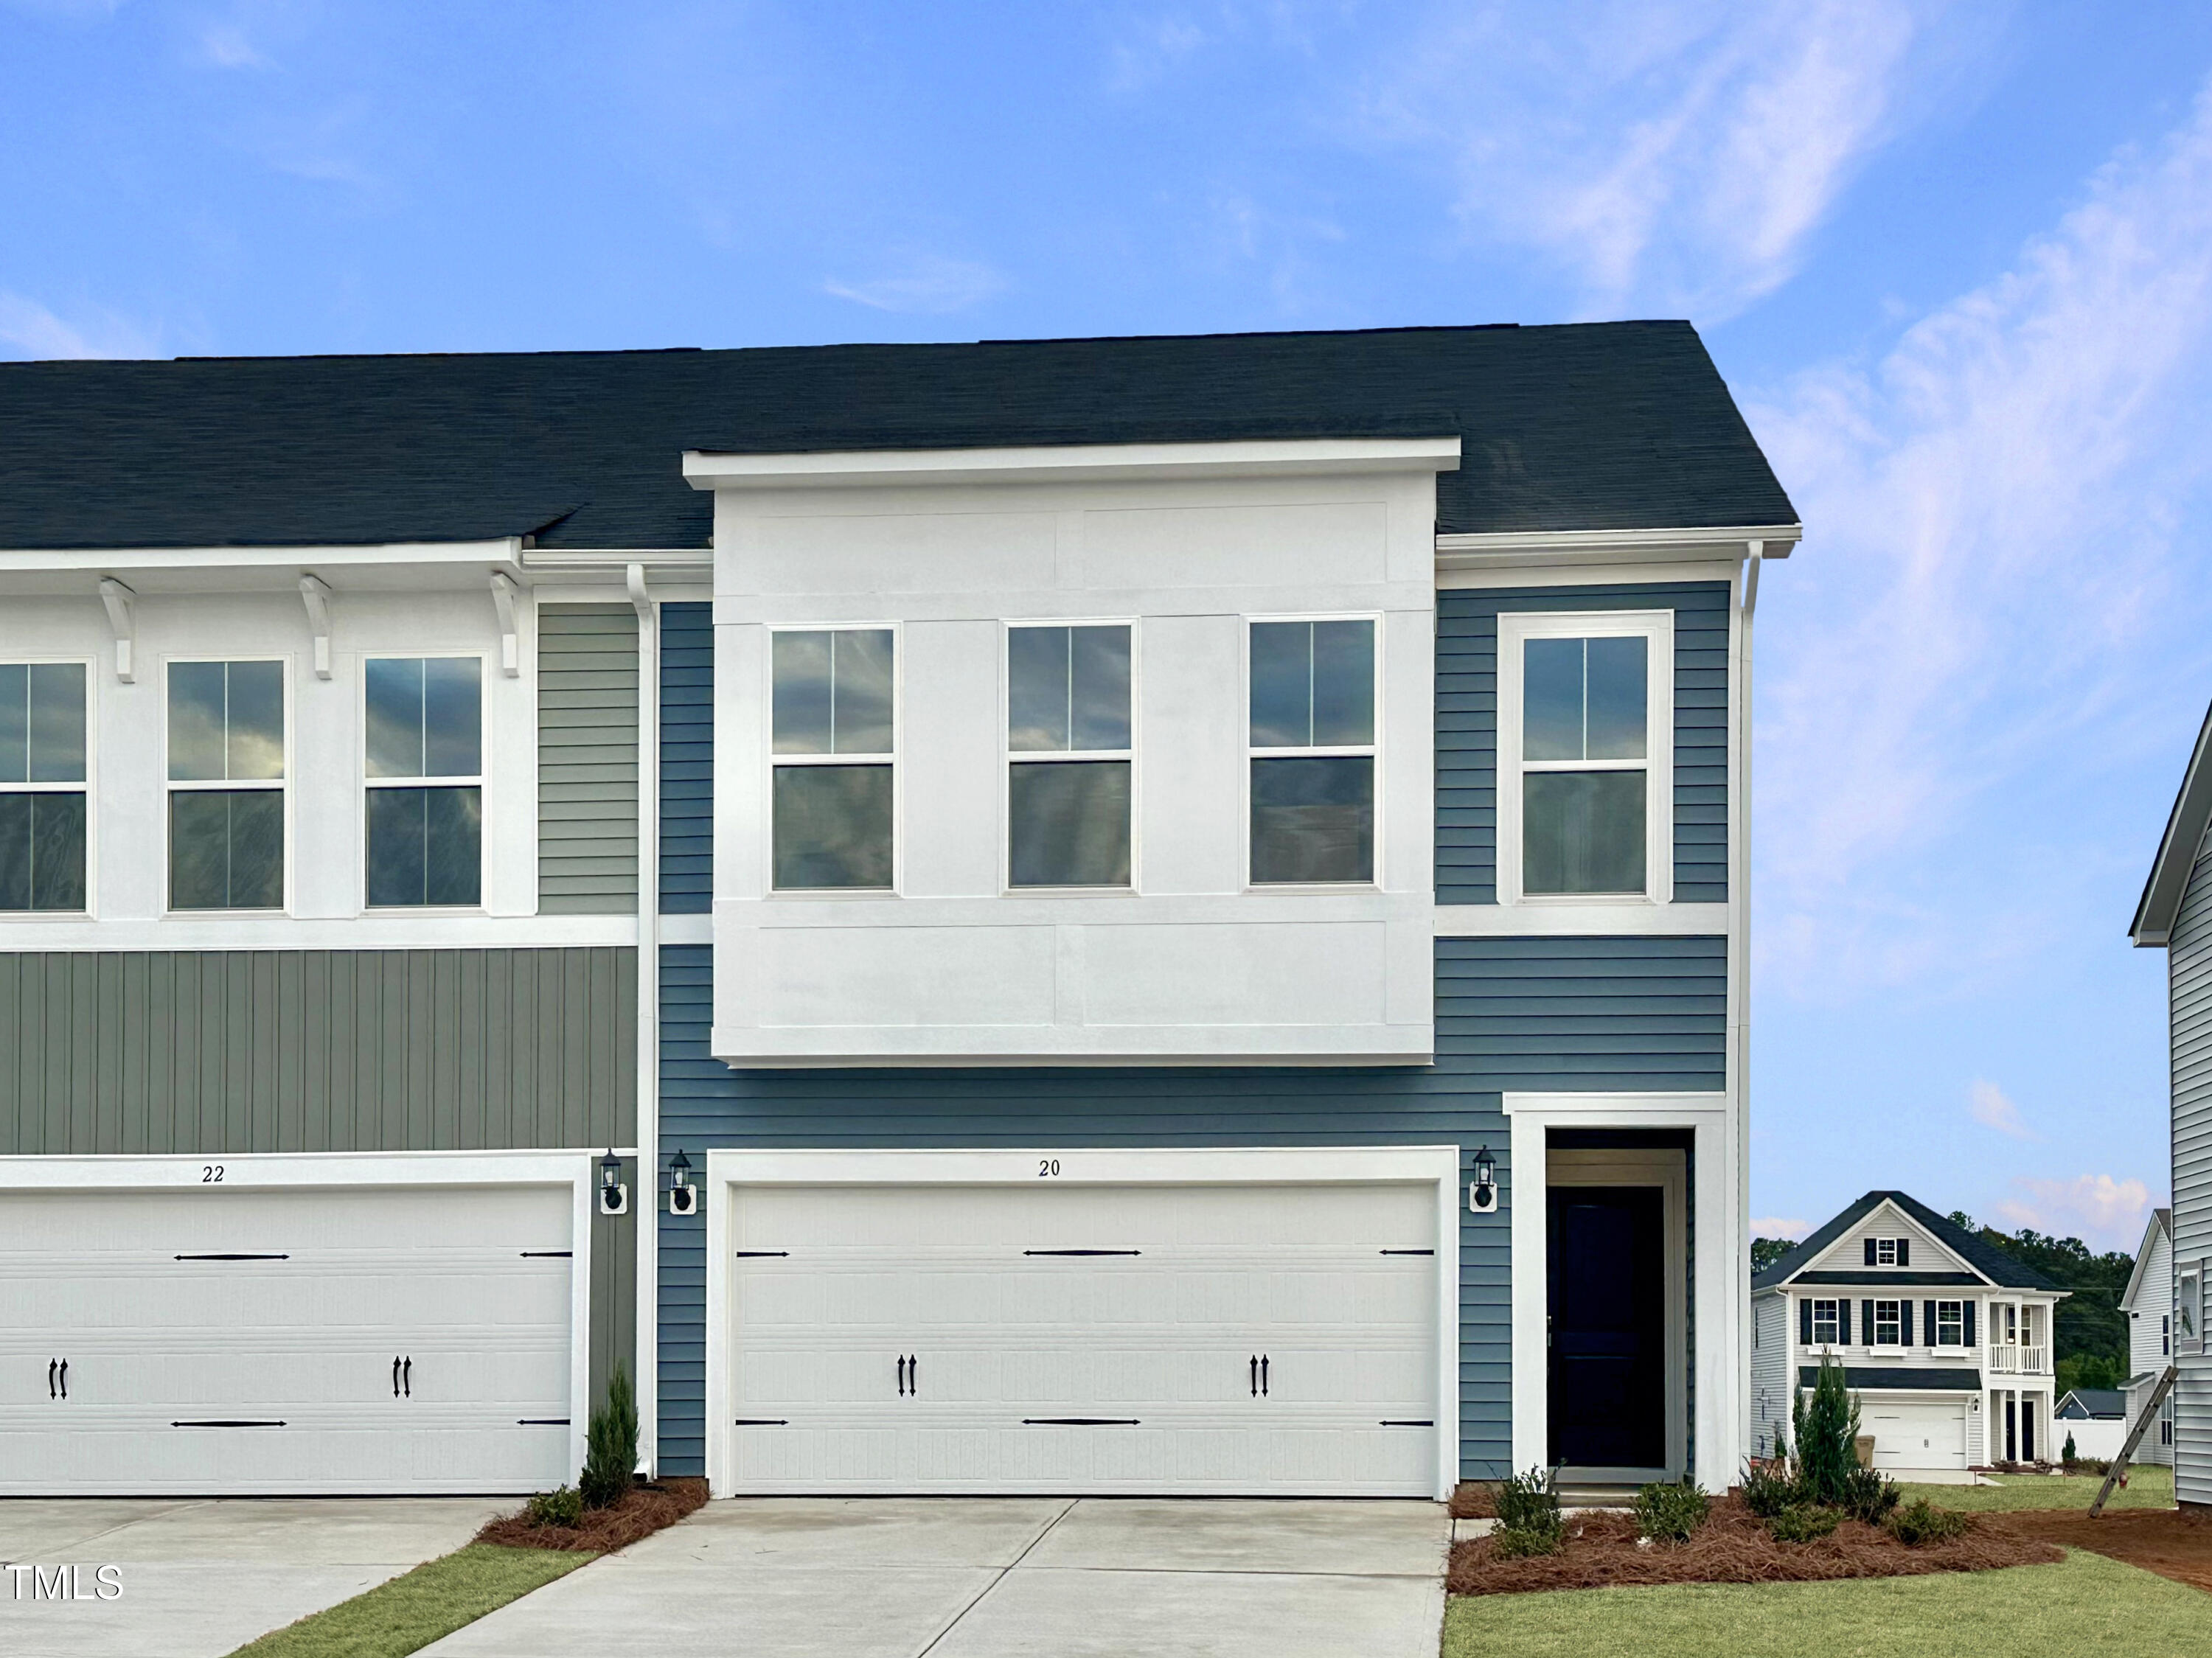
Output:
[724, 1180, 1441, 1496]
[0, 1184, 576, 1495]
[1864, 1398, 1968, 1471]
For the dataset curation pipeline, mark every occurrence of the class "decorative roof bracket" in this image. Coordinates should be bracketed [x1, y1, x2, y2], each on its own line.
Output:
[97, 577, 136, 683]
[299, 574, 334, 679]
[489, 572, 522, 677]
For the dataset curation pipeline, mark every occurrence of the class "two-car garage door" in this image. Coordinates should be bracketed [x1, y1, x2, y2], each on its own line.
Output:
[723, 1179, 1443, 1497]
[0, 1183, 575, 1495]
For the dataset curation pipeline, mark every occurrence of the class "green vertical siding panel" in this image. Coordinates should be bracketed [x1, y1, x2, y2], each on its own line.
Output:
[538, 605, 641, 914]
[588, 1158, 639, 1413]
[0, 948, 636, 1155]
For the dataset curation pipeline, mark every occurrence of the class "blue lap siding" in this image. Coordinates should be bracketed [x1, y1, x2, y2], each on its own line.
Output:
[1436, 582, 1731, 905]
[654, 934, 1728, 1481]
[658, 602, 714, 914]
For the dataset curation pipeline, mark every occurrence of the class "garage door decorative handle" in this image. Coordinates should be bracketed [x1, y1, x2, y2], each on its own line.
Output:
[897, 1354, 918, 1396]
[1023, 1418, 1141, 1427]
[392, 1356, 414, 1398]
[49, 1358, 68, 1401]
[1249, 1355, 1269, 1397]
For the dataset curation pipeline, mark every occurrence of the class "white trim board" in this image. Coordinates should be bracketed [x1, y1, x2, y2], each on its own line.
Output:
[0, 1148, 602, 1483]
[1502, 1093, 1740, 1491]
[1434, 902, 1727, 937]
[700, 1144, 1462, 1499]
[686, 437, 1463, 490]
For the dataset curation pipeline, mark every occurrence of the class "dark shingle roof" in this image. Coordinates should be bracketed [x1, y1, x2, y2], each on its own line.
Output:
[2056, 1389, 2127, 1418]
[0, 323, 1797, 552]
[1753, 1191, 2065, 1292]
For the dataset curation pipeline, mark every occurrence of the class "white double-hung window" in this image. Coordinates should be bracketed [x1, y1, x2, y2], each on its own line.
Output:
[365, 657, 483, 908]
[1497, 611, 1672, 904]
[1248, 617, 1377, 885]
[0, 662, 88, 912]
[1006, 624, 1132, 888]
[771, 627, 895, 891]
[167, 659, 285, 911]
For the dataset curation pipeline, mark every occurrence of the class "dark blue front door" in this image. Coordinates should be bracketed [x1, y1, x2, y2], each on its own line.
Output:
[1547, 1185, 1666, 1469]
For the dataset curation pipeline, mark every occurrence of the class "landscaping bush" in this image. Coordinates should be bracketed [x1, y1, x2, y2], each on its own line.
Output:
[524, 1486, 584, 1529]
[2063, 1432, 2077, 1463]
[1635, 1479, 1711, 1542]
[1884, 1496, 1969, 1547]
[580, 1363, 639, 1511]
[1739, 1457, 1804, 1517]
[1836, 1462, 1899, 1525]
[1492, 1465, 1565, 1558]
[1792, 1356, 1863, 1507]
[1766, 1503, 1840, 1543]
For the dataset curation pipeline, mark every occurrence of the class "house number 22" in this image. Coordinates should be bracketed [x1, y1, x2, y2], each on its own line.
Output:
[201, 1165, 225, 1182]
[1037, 1159, 1061, 1177]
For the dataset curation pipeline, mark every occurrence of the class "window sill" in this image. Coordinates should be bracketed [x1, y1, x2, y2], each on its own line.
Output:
[768, 888, 898, 901]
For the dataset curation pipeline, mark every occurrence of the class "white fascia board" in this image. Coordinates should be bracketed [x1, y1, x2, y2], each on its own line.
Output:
[1434, 902, 1729, 937]
[0, 1149, 612, 1188]
[1433, 523, 1801, 571]
[521, 548, 714, 584]
[2121, 1211, 2173, 1312]
[682, 436, 1464, 490]
[0, 538, 525, 582]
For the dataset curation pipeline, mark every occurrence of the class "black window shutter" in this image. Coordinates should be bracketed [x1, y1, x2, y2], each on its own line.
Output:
[1862, 1300, 1875, 1345]
[1800, 1298, 1813, 1344]
[1964, 1301, 1977, 1346]
[1897, 1237, 1910, 1266]
[1924, 1300, 1938, 1345]
[1902, 1301, 1915, 1345]
[1864, 1238, 1877, 1266]
[1839, 1300, 1852, 1343]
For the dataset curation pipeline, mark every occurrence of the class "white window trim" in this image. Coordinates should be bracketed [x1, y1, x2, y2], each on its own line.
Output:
[1242, 611, 1384, 892]
[1001, 619, 1139, 895]
[0, 1148, 602, 1482]
[1873, 1299, 1902, 1347]
[1937, 1300, 1966, 1347]
[1877, 1238, 1899, 1265]
[762, 622, 902, 897]
[1811, 1298, 1841, 1346]
[0, 654, 96, 917]
[1495, 608, 1674, 908]
[161, 654, 293, 918]
[2179, 1263, 2203, 1356]
[700, 1144, 1461, 1501]
[359, 651, 491, 914]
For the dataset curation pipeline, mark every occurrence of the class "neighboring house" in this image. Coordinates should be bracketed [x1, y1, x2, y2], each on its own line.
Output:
[2053, 1388, 2129, 1462]
[0, 322, 1798, 1499]
[2120, 1206, 2177, 1466]
[2130, 697, 2212, 1510]
[1752, 1192, 2068, 1471]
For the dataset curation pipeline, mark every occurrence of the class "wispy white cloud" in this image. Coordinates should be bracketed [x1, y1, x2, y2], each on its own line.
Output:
[1354, 0, 1941, 317]
[1968, 1079, 2033, 1138]
[1105, 12, 1208, 93]
[1751, 1216, 1812, 1239]
[0, 291, 158, 360]
[1751, 75, 2212, 997]
[195, 20, 274, 70]
[1996, 1174, 2152, 1250]
[824, 253, 1006, 314]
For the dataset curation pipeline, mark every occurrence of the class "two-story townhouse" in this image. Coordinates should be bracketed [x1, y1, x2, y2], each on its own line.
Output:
[2129, 694, 2212, 1508]
[1751, 1191, 2067, 1472]
[0, 321, 1798, 1500]
[2120, 1207, 2177, 1465]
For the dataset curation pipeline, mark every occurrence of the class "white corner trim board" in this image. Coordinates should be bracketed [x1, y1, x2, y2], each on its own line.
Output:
[700, 1145, 1463, 1500]
[0, 1149, 605, 1490]
[1500, 1093, 1741, 1491]
[683, 436, 1464, 490]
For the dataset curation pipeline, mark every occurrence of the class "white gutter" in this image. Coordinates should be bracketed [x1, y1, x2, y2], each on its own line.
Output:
[1436, 523, 1801, 571]
[628, 562, 662, 1474]
[1731, 539, 1764, 1460]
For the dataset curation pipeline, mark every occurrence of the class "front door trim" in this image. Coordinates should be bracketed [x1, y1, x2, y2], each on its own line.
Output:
[701, 1145, 1461, 1499]
[1503, 1093, 1736, 1490]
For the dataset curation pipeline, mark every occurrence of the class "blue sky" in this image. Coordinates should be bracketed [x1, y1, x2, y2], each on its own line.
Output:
[6, 1, 2210, 1251]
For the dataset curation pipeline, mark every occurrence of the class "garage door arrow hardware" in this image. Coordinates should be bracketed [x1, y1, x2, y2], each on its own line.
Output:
[732, 1418, 787, 1427]
[520, 1250, 571, 1258]
[1380, 1248, 1434, 1256]
[1250, 1355, 1269, 1397]
[1381, 1421, 1433, 1428]
[1023, 1248, 1141, 1256]
[1023, 1418, 1141, 1427]
[518, 1418, 571, 1427]
[174, 1253, 289, 1261]
[172, 1420, 285, 1428]
[734, 1250, 789, 1258]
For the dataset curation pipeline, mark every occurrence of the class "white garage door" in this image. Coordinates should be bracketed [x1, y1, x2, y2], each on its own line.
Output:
[0, 1184, 575, 1495]
[725, 1181, 1440, 1496]
[1865, 1398, 1968, 1471]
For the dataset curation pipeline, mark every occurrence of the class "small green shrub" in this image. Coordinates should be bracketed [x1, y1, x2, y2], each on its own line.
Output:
[1635, 1479, 1711, 1542]
[1885, 1497, 1969, 1546]
[1766, 1504, 1840, 1543]
[1836, 1463, 1899, 1525]
[1739, 1458, 1804, 1517]
[580, 1362, 639, 1510]
[2063, 1431, 2077, 1463]
[1792, 1356, 1863, 1507]
[1491, 1465, 1565, 1557]
[524, 1485, 583, 1529]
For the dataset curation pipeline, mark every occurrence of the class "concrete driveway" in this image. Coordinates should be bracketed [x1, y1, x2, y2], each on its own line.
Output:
[0, 1496, 504, 1657]
[423, 1497, 1449, 1658]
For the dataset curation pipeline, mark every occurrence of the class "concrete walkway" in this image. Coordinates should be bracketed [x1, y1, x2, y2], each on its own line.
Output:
[0, 1496, 504, 1657]
[424, 1497, 1450, 1658]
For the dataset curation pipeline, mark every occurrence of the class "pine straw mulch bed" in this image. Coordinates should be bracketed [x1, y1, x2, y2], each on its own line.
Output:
[1448, 1494, 2060, 1596]
[1984, 1504, 2212, 1595]
[475, 1478, 709, 1553]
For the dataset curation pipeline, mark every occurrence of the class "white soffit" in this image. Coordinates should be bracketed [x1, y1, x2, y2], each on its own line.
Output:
[682, 436, 1464, 490]
[1434, 523, 1802, 571]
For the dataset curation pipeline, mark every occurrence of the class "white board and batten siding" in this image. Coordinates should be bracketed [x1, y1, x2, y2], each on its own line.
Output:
[0, 1157, 592, 1495]
[2171, 821, 2212, 1505]
[706, 1149, 1458, 1499]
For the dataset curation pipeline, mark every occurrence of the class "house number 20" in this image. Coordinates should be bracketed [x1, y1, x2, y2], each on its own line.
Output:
[1037, 1159, 1061, 1177]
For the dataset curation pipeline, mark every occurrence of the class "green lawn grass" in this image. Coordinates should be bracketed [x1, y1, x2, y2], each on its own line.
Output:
[1442, 1550, 2200, 1658]
[1897, 1463, 2175, 1512]
[226, 1543, 587, 1658]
